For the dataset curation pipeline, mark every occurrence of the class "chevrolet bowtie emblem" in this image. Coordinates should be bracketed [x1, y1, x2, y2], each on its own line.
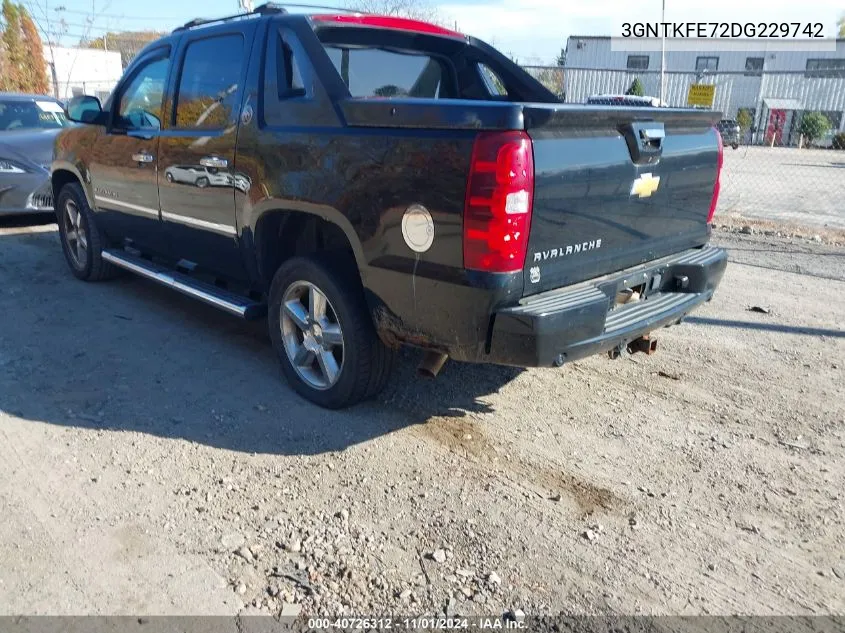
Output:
[631, 172, 661, 198]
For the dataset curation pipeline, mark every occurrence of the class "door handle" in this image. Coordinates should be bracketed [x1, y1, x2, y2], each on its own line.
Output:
[199, 156, 228, 169]
[619, 122, 665, 165]
[132, 152, 155, 164]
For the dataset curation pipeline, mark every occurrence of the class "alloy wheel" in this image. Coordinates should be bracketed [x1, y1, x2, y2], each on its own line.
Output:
[63, 199, 87, 269]
[280, 280, 345, 390]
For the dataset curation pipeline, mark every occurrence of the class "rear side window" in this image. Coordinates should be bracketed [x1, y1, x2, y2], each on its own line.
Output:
[276, 33, 305, 98]
[323, 46, 449, 98]
[478, 64, 508, 97]
[174, 34, 244, 129]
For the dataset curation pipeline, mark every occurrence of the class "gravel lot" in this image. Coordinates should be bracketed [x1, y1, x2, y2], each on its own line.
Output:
[718, 146, 845, 229]
[0, 216, 843, 617]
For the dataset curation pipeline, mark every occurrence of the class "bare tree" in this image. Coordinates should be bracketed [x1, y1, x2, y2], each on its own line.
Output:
[84, 30, 163, 68]
[343, 0, 445, 26]
[23, 0, 111, 98]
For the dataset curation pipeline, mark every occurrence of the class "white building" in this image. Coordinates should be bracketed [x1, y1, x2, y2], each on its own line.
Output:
[564, 36, 845, 143]
[42, 45, 123, 102]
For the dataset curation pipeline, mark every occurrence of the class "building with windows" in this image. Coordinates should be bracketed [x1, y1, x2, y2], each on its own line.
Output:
[563, 36, 845, 144]
[42, 45, 123, 102]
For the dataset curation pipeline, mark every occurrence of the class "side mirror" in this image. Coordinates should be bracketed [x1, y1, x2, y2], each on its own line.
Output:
[66, 95, 106, 125]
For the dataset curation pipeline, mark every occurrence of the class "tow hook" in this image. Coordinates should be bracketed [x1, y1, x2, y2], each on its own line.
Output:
[609, 335, 658, 359]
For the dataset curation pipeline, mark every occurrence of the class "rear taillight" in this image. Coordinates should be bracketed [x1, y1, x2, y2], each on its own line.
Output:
[707, 126, 724, 224]
[463, 131, 534, 273]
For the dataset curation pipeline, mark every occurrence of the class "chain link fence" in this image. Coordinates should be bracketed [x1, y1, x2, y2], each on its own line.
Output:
[523, 65, 565, 99]
[526, 66, 845, 229]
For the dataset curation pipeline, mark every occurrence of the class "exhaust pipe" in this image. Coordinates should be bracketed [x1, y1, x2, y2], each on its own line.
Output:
[418, 351, 448, 378]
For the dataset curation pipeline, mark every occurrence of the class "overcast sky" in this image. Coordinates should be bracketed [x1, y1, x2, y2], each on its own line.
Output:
[33, 0, 845, 65]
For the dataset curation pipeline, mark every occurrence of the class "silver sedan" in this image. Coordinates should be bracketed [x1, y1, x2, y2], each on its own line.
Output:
[1, 93, 71, 215]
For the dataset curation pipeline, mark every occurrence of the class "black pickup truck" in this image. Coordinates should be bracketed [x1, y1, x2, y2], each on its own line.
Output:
[52, 4, 727, 409]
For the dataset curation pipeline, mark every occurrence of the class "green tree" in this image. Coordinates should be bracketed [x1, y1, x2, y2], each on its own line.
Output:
[373, 84, 407, 97]
[1, 0, 24, 91]
[626, 77, 645, 97]
[798, 111, 831, 143]
[19, 7, 49, 94]
[0, 36, 10, 91]
[838, 13, 845, 37]
[556, 48, 566, 66]
[736, 108, 753, 132]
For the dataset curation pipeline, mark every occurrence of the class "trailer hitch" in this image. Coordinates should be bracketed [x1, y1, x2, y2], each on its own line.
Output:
[608, 335, 658, 360]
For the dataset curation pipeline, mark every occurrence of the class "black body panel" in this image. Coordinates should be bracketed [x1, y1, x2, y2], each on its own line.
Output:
[52, 11, 726, 370]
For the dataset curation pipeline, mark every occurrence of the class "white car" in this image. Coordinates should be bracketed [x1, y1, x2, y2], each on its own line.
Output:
[814, 129, 835, 149]
[586, 94, 668, 107]
[164, 165, 231, 188]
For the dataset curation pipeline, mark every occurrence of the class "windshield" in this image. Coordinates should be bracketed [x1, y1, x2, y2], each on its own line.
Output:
[0, 100, 70, 131]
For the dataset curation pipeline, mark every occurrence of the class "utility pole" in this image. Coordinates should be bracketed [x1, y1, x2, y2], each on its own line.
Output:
[93, 0, 106, 50]
[660, 0, 666, 104]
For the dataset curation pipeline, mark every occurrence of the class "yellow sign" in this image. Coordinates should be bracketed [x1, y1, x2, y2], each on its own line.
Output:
[630, 173, 661, 199]
[687, 84, 716, 107]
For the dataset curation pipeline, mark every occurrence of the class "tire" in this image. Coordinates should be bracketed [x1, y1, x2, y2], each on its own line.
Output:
[732, 143, 739, 150]
[56, 182, 118, 281]
[166, 172, 174, 182]
[268, 255, 394, 409]
[196, 176, 209, 188]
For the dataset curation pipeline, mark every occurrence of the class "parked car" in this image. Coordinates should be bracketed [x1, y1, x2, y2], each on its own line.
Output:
[586, 94, 667, 107]
[716, 119, 741, 149]
[164, 164, 232, 188]
[811, 129, 845, 149]
[52, 6, 727, 409]
[0, 93, 70, 215]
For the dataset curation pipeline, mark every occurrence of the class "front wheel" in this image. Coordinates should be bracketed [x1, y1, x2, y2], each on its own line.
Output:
[196, 176, 209, 188]
[268, 256, 394, 409]
[56, 182, 118, 281]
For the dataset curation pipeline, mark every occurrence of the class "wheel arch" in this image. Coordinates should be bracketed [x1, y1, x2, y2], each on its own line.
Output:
[51, 162, 94, 209]
[248, 202, 368, 289]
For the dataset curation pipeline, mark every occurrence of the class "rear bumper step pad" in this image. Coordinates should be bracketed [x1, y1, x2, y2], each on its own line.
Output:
[487, 245, 728, 366]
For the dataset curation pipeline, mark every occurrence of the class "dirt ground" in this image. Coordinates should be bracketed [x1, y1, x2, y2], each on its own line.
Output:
[0, 216, 843, 617]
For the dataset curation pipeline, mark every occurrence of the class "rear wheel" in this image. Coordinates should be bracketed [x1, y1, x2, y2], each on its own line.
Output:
[268, 255, 394, 409]
[56, 182, 118, 281]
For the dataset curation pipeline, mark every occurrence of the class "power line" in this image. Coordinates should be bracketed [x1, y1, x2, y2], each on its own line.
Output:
[44, 7, 185, 20]
[48, 20, 176, 31]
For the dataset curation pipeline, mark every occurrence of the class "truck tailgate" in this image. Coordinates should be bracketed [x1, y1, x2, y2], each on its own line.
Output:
[523, 105, 721, 295]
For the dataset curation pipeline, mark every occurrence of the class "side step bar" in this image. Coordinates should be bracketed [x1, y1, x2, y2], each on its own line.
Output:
[101, 250, 266, 320]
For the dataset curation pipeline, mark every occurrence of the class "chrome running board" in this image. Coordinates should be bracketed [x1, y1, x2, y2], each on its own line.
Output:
[101, 249, 266, 319]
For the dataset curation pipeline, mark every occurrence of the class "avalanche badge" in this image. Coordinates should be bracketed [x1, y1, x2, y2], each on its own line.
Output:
[630, 172, 661, 198]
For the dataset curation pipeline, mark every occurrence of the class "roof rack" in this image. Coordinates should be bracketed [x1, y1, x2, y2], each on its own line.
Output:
[173, 3, 287, 33]
[268, 3, 364, 12]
